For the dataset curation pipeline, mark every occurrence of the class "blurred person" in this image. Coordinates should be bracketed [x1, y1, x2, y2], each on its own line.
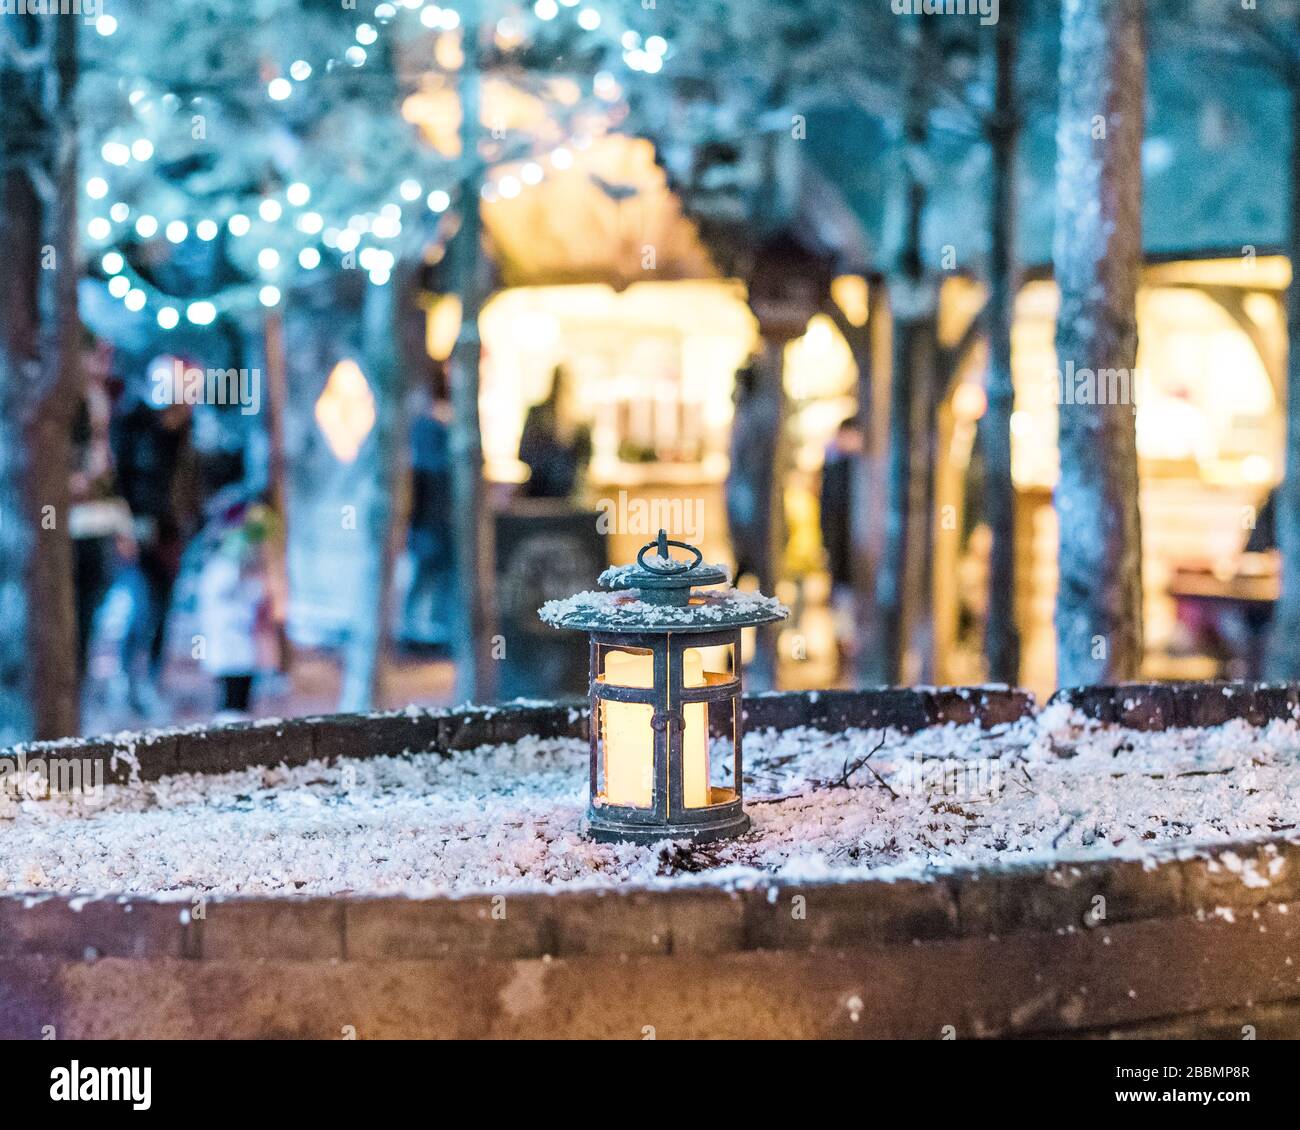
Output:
[192, 323, 259, 505]
[819, 416, 865, 676]
[111, 356, 200, 713]
[402, 361, 455, 648]
[192, 402, 253, 506]
[195, 489, 281, 720]
[518, 364, 590, 501]
[726, 360, 781, 583]
[69, 339, 134, 679]
[1167, 489, 1277, 679]
[1241, 487, 1278, 677]
[1245, 488, 1277, 556]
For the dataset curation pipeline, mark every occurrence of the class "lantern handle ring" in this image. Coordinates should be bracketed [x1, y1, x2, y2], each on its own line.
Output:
[637, 529, 702, 575]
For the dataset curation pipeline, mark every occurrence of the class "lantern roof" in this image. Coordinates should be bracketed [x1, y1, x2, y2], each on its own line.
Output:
[539, 530, 787, 635]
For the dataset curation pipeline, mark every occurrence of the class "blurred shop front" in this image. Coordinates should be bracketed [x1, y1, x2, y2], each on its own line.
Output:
[476, 280, 751, 567]
[420, 134, 862, 691]
[938, 256, 1287, 696]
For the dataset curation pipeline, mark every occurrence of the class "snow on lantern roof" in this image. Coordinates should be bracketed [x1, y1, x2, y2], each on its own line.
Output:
[540, 529, 787, 634]
[539, 585, 788, 633]
[596, 557, 730, 590]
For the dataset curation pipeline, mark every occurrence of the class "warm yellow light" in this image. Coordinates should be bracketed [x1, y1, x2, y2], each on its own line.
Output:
[784, 314, 854, 400]
[1142, 255, 1291, 291]
[494, 17, 525, 50]
[952, 381, 987, 421]
[435, 30, 464, 70]
[1244, 291, 1280, 328]
[830, 275, 869, 327]
[314, 359, 376, 463]
[402, 87, 462, 156]
[426, 294, 463, 362]
[1242, 453, 1273, 484]
[600, 650, 708, 809]
[804, 317, 835, 355]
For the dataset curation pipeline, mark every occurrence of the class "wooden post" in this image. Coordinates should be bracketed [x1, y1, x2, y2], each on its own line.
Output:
[1052, 0, 1146, 686]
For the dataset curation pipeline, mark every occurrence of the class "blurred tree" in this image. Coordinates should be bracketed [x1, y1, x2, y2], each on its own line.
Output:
[442, 5, 495, 704]
[0, 15, 81, 742]
[980, 1, 1022, 685]
[873, 14, 941, 686]
[877, 6, 1059, 686]
[1052, 0, 1146, 685]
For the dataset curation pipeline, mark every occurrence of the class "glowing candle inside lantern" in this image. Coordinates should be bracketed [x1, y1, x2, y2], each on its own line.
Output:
[602, 650, 709, 809]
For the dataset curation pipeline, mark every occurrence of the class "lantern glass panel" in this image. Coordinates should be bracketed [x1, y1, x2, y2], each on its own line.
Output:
[680, 645, 736, 808]
[706, 691, 741, 803]
[676, 647, 712, 808]
[596, 644, 656, 809]
[691, 641, 732, 676]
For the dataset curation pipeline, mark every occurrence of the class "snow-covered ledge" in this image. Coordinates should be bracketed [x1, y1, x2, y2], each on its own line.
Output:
[2, 683, 1299, 1039]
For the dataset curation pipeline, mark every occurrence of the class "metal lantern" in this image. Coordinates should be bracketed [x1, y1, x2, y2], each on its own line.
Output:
[540, 529, 787, 845]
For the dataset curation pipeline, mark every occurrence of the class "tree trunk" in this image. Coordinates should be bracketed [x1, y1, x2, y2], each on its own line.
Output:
[0, 17, 80, 744]
[901, 301, 940, 685]
[746, 336, 787, 692]
[980, 2, 1022, 685]
[447, 7, 496, 703]
[851, 282, 885, 687]
[262, 311, 292, 673]
[870, 17, 939, 686]
[1269, 81, 1300, 679]
[338, 278, 404, 710]
[821, 281, 883, 688]
[1052, 0, 1146, 687]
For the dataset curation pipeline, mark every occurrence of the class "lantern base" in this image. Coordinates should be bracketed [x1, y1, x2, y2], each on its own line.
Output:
[583, 806, 751, 846]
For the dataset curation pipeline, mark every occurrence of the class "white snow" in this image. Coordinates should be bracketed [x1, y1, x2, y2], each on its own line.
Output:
[0, 707, 1297, 900]
[539, 585, 787, 628]
[597, 559, 731, 588]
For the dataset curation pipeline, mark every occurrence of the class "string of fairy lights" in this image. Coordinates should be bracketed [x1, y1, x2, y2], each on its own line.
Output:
[83, 0, 672, 330]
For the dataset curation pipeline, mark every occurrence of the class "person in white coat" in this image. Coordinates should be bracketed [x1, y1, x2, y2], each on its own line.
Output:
[196, 490, 282, 719]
